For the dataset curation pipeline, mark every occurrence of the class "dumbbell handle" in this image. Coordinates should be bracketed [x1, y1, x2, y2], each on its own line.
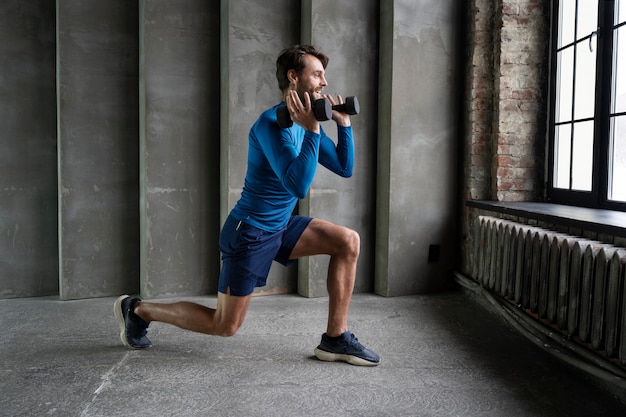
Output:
[276, 96, 359, 129]
[332, 96, 360, 115]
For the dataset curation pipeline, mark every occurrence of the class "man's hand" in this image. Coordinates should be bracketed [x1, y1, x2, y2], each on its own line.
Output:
[324, 94, 351, 127]
[287, 90, 320, 133]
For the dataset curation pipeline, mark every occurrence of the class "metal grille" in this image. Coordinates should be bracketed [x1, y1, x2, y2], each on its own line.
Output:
[472, 216, 626, 366]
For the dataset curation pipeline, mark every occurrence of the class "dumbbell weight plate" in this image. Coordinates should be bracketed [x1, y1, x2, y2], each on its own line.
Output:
[276, 97, 331, 129]
[332, 96, 359, 115]
[276, 105, 292, 128]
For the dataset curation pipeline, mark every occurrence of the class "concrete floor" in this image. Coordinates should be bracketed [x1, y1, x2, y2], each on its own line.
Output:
[2, 290, 626, 417]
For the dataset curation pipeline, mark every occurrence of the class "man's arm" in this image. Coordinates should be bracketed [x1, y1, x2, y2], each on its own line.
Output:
[255, 115, 321, 199]
[318, 126, 354, 178]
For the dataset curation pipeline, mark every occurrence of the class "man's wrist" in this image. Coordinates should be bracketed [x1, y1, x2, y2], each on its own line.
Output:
[306, 122, 320, 134]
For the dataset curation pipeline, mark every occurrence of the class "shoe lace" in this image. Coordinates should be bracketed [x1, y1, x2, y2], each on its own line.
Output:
[345, 333, 365, 350]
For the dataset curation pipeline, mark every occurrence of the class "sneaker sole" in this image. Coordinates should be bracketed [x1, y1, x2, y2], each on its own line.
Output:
[113, 295, 141, 350]
[314, 347, 380, 367]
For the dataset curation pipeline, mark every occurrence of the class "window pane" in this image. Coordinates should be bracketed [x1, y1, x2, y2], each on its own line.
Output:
[574, 43, 597, 120]
[577, 0, 599, 40]
[618, 0, 626, 24]
[554, 124, 572, 189]
[609, 115, 626, 201]
[556, 47, 574, 123]
[571, 121, 594, 191]
[613, 25, 626, 113]
[559, 0, 576, 47]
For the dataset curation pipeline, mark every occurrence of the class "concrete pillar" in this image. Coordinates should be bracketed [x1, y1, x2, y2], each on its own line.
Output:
[57, 1, 140, 299]
[139, 0, 221, 298]
[375, 0, 459, 296]
[220, 0, 300, 295]
[298, 0, 380, 297]
[0, 1, 57, 298]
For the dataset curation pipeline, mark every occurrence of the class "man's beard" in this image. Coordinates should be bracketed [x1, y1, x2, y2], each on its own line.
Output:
[296, 87, 322, 104]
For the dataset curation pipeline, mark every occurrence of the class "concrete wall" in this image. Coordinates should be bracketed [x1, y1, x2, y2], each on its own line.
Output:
[140, 0, 221, 297]
[0, 0, 461, 299]
[57, 1, 140, 299]
[0, 1, 58, 298]
[376, 0, 459, 295]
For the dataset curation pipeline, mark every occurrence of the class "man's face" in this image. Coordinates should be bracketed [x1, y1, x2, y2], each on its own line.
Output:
[294, 54, 327, 102]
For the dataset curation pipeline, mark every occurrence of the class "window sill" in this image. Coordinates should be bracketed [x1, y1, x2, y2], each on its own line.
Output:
[466, 200, 626, 239]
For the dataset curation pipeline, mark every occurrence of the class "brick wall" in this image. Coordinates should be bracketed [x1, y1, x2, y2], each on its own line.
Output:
[465, 0, 494, 202]
[461, 0, 550, 274]
[495, 0, 549, 201]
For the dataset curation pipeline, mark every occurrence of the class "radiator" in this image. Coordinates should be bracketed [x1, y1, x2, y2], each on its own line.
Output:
[472, 215, 626, 368]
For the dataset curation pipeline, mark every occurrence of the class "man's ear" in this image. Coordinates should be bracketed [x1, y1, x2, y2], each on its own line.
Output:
[287, 69, 297, 84]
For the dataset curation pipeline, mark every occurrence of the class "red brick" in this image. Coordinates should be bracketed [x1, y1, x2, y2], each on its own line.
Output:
[463, 0, 548, 205]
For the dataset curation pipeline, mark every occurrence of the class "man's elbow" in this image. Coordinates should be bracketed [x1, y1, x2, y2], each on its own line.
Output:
[293, 188, 309, 199]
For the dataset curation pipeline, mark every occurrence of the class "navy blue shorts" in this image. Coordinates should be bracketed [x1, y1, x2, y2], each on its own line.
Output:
[217, 214, 313, 296]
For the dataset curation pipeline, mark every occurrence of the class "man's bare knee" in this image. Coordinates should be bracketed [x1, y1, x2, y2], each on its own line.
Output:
[212, 291, 250, 337]
[213, 314, 245, 337]
[343, 228, 360, 259]
[217, 322, 242, 337]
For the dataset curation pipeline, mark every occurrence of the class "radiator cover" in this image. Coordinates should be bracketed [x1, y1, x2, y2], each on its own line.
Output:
[471, 216, 626, 369]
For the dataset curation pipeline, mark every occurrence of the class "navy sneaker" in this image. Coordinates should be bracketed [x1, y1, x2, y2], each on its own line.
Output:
[114, 295, 151, 349]
[314, 331, 380, 366]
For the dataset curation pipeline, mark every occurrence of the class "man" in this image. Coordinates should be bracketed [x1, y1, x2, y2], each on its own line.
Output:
[114, 45, 380, 366]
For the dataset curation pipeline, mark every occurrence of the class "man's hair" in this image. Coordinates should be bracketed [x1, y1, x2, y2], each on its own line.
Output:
[275, 45, 329, 92]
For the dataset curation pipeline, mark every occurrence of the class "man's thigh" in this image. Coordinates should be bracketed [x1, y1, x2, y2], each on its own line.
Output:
[289, 218, 358, 259]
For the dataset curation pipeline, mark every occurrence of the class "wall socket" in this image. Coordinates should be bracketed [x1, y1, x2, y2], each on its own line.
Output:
[428, 244, 440, 263]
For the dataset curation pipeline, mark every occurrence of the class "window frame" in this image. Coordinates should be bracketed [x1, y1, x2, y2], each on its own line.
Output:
[547, 0, 626, 212]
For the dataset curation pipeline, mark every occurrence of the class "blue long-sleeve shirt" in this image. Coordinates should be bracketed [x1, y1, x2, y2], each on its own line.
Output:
[229, 103, 354, 232]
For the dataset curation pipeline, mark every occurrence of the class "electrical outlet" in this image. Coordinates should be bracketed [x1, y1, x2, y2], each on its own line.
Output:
[428, 244, 440, 263]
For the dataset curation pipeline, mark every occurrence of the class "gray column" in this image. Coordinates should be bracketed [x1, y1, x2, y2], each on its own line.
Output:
[375, 0, 458, 296]
[140, 0, 221, 298]
[0, 1, 57, 298]
[57, 1, 140, 300]
[220, 0, 300, 295]
[299, 0, 380, 297]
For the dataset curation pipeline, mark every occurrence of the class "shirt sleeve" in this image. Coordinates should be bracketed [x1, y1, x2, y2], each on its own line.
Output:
[318, 125, 354, 178]
[255, 114, 321, 199]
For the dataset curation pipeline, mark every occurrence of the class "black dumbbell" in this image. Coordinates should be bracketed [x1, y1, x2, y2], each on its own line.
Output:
[276, 96, 359, 129]
[332, 96, 360, 116]
[277, 98, 331, 129]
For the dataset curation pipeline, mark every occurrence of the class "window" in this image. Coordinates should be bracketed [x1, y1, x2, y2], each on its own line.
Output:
[548, 0, 626, 210]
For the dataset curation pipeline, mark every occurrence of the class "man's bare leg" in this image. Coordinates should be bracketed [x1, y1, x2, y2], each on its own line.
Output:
[290, 218, 379, 365]
[289, 218, 360, 336]
[134, 290, 252, 337]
